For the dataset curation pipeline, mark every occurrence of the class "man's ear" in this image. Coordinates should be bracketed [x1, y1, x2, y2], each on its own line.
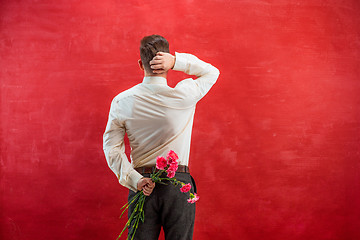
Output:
[138, 59, 144, 71]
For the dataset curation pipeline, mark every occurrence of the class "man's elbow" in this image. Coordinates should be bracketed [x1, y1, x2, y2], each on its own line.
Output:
[210, 66, 220, 84]
[214, 67, 220, 78]
[209, 64, 220, 78]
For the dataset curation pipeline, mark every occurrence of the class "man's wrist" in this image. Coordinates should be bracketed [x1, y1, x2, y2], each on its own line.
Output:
[172, 52, 187, 72]
[137, 177, 143, 191]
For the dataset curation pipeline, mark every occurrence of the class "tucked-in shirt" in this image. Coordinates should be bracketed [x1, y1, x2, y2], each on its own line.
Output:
[103, 52, 220, 192]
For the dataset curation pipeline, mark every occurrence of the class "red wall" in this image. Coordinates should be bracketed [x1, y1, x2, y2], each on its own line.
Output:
[1, 1, 360, 240]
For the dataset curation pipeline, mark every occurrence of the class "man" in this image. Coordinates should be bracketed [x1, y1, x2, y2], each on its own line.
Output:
[103, 35, 220, 240]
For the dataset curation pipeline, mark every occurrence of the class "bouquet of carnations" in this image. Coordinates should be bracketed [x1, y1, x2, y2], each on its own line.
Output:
[117, 150, 199, 240]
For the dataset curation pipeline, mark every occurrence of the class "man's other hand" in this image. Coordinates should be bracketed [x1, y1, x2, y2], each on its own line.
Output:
[149, 52, 175, 74]
[137, 177, 155, 196]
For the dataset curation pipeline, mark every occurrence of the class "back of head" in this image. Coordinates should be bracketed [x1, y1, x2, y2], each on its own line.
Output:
[140, 35, 170, 73]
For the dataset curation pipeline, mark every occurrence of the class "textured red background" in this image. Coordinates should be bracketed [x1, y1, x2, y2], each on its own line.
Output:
[1, 0, 360, 240]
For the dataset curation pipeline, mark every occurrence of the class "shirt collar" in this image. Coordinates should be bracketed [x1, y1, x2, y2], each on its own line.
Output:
[142, 76, 168, 85]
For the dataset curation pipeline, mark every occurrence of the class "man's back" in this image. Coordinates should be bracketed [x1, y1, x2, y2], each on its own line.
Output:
[103, 52, 219, 192]
[112, 76, 198, 169]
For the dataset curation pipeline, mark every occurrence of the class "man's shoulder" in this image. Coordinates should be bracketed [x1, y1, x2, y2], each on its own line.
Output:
[113, 84, 142, 102]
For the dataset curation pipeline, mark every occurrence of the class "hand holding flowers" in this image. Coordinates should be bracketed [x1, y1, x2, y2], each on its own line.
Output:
[136, 178, 155, 196]
[117, 150, 199, 240]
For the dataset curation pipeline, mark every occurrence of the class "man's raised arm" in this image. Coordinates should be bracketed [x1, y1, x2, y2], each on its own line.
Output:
[150, 51, 220, 99]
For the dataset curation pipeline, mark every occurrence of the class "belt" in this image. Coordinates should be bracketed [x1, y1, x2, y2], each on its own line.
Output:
[135, 165, 189, 174]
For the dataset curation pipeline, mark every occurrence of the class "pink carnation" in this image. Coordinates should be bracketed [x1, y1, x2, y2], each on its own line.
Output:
[166, 170, 176, 178]
[167, 162, 178, 172]
[187, 193, 200, 204]
[166, 150, 179, 165]
[156, 156, 167, 170]
[180, 183, 192, 193]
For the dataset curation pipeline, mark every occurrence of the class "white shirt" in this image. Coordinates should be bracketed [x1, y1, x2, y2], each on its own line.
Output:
[103, 52, 220, 192]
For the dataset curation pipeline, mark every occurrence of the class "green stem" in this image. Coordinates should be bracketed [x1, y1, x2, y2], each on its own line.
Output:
[130, 215, 141, 240]
[117, 192, 148, 240]
[119, 192, 142, 218]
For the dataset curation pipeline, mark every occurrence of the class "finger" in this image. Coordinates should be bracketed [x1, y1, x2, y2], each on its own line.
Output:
[150, 64, 164, 70]
[150, 56, 163, 64]
[144, 179, 152, 185]
[149, 58, 162, 64]
[142, 186, 149, 193]
[156, 52, 164, 56]
[146, 189, 154, 195]
[153, 70, 165, 74]
[144, 183, 155, 193]
[144, 185, 154, 192]
[143, 187, 152, 195]
[144, 184, 153, 191]
[152, 55, 163, 60]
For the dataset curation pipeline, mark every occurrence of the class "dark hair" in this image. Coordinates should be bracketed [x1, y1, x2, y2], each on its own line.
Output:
[140, 35, 170, 73]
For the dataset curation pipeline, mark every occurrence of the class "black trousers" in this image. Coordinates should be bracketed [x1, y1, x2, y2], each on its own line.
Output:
[128, 172, 197, 240]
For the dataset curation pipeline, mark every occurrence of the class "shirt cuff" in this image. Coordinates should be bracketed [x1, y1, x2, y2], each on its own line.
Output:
[126, 169, 143, 192]
[173, 52, 187, 72]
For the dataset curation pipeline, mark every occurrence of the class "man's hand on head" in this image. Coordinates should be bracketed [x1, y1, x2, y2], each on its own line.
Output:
[137, 177, 155, 196]
[149, 52, 175, 74]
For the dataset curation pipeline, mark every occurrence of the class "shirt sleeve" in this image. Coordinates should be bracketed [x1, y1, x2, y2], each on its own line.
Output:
[103, 98, 143, 192]
[172, 52, 220, 101]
